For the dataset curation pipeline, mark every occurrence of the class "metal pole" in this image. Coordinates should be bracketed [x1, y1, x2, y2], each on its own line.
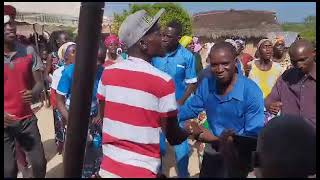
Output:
[63, 2, 104, 177]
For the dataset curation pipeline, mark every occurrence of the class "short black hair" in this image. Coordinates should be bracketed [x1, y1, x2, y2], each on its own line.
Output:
[209, 41, 237, 58]
[167, 20, 183, 36]
[257, 115, 316, 177]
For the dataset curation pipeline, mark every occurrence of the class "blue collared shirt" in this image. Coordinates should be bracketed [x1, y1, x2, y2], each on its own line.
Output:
[178, 73, 264, 137]
[56, 64, 104, 116]
[152, 45, 197, 100]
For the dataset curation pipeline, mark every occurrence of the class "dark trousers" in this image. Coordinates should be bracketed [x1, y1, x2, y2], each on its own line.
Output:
[4, 115, 47, 178]
[199, 143, 251, 178]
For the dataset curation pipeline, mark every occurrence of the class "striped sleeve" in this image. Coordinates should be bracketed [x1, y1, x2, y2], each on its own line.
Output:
[159, 79, 177, 118]
[97, 78, 106, 101]
[97, 69, 107, 101]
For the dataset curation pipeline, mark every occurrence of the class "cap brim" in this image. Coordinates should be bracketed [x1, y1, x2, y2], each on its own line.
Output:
[4, 15, 10, 24]
[142, 8, 165, 36]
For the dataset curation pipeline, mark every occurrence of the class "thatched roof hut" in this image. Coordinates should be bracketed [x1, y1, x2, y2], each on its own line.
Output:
[192, 9, 282, 40]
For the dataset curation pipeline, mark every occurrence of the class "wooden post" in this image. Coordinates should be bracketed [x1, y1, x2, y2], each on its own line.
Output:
[63, 2, 104, 177]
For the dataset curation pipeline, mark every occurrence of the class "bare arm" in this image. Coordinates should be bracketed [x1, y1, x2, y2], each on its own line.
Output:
[32, 70, 44, 98]
[160, 116, 191, 145]
[56, 94, 68, 125]
[178, 83, 197, 106]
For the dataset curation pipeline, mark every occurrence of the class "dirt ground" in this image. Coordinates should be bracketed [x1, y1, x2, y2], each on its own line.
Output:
[30, 106, 201, 178]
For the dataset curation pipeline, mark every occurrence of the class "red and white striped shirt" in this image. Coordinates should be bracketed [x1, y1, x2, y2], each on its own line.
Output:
[97, 56, 177, 178]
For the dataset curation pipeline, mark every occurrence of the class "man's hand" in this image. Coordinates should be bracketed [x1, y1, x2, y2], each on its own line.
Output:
[184, 120, 203, 139]
[267, 101, 282, 115]
[20, 89, 33, 104]
[4, 112, 16, 128]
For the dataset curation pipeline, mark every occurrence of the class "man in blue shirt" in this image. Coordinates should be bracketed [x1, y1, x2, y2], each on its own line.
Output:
[152, 21, 197, 178]
[179, 42, 264, 177]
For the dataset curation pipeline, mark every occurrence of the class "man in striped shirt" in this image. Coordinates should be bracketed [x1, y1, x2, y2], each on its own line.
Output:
[96, 9, 201, 178]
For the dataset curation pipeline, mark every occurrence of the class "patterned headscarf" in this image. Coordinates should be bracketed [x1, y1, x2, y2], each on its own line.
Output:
[58, 42, 76, 61]
[225, 39, 239, 51]
[104, 34, 120, 47]
[257, 39, 272, 50]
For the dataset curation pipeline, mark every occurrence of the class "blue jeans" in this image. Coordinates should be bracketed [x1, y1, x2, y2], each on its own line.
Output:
[160, 121, 190, 178]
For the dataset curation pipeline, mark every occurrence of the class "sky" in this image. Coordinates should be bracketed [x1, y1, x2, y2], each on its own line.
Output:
[104, 2, 316, 23]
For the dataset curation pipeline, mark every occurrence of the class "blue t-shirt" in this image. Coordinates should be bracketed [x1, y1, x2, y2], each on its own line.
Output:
[178, 73, 264, 137]
[56, 64, 104, 116]
[152, 45, 197, 100]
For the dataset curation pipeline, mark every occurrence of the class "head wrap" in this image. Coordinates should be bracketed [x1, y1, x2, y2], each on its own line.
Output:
[235, 39, 245, 47]
[273, 35, 285, 45]
[58, 42, 76, 60]
[257, 39, 272, 50]
[4, 5, 16, 18]
[179, 35, 193, 48]
[225, 39, 239, 51]
[4, 5, 16, 24]
[104, 34, 120, 47]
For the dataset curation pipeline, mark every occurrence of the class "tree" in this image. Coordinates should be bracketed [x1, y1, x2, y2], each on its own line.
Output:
[111, 3, 192, 36]
[281, 16, 316, 44]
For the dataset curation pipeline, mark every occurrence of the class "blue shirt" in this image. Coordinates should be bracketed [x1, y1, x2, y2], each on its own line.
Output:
[152, 45, 197, 100]
[57, 64, 104, 116]
[178, 73, 264, 137]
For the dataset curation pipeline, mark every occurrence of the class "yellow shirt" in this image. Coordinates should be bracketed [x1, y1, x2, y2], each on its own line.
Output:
[248, 60, 284, 98]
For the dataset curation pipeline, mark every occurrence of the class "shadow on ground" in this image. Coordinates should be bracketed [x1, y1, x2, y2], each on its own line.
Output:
[46, 162, 63, 178]
[42, 139, 58, 163]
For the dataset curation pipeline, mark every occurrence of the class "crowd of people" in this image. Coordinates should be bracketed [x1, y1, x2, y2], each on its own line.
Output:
[4, 5, 316, 178]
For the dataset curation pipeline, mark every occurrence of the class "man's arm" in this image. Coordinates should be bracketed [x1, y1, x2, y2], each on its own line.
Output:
[21, 45, 44, 104]
[244, 86, 265, 137]
[31, 70, 44, 98]
[265, 78, 283, 115]
[178, 83, 197, 106]
[159, 79, 202, 145]
[178, 78, 207, 122]
[178, 53, 198, 105]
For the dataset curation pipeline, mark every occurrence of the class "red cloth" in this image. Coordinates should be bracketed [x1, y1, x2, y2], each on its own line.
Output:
[240, 53, 254, 66]
[50, 89, 57, 108]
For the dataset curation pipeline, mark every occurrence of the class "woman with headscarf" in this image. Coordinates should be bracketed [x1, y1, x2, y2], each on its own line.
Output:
[103, 34, 123, 67]
[50, 42, 76, 154]
[272, 36, 291, 70]
[55, 41, 104, 178]
[180, 36, 204, 75]
[248, 39, 285, 124]
[248, 39, 284, 98]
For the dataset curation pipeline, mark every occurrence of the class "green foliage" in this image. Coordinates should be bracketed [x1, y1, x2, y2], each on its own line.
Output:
[281, 16, 316, 44]
[111, 3, 192, 36]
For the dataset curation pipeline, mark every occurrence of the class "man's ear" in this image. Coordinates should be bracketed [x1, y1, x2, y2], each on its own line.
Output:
[138, 39, 148, 51]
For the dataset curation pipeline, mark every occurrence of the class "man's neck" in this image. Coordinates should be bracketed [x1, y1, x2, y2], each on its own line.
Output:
[128, 51, 151, 63]
[216, 73, 237, 96]
[166, 44, 179, 54]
